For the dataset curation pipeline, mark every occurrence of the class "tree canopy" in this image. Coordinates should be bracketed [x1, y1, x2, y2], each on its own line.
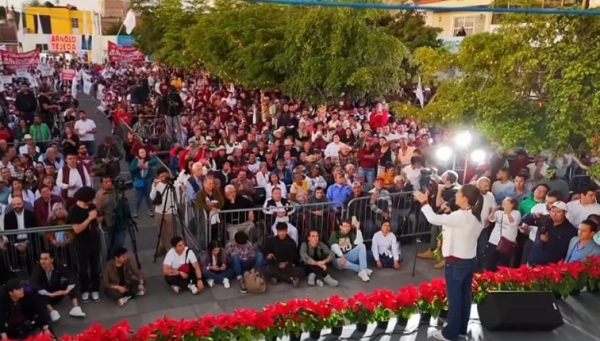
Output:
[408, 13, 600, 160]
[130, 0, 441, 103]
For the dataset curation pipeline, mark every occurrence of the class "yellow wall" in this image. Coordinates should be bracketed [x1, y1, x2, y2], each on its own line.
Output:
[424, 11, 494, 37]
[24, 6, 93, 35]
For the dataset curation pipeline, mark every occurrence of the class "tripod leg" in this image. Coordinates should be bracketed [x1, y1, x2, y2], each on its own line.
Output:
[153, 213, 166, 263]
[411, 241, 419, 277]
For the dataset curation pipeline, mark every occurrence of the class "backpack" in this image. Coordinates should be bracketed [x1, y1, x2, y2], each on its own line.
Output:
[243, 268, 267, 294]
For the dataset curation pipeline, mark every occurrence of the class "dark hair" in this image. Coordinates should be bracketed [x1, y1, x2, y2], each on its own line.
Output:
[514, 174, 527, 182]
[234, 231, 249, 244]
[504, 196, 518, 210]
[443, 170, 458, 184]
[307, 229, 319, 237]
[498, 166, 509, 173]
[170, 236, 184, 247]
[588, 214, 600, 226]
[74, 186, 96, 202]
[208, 240, 222, 252]
[545, 190, 561, 201]
[275, 222, 288, 231]
[101, 175, 112, 182]
[581, 186, 598, 195]
[114, 247, 128, 258]
[461, 184, 484, 222]
[5, 278, 22, 292]
[410, 156, 423, 166]
[40, 250, 55, 259]
[340, 219, 352, 226]
[581, 219, 599, 233]
[156, 167, 170, 176]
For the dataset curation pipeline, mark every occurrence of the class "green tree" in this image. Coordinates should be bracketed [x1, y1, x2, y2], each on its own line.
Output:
[130, 0, 207, 66]
[378, 11, 442, 52]
[412, 14, 600, 156]
[273, 6, 411, 103]
[182, 0, 290, 89]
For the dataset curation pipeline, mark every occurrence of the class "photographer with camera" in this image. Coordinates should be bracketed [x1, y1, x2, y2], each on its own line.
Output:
[95, 176, 122, 260]
[522, 200, 577, 267]
[161, 86, 184, 144]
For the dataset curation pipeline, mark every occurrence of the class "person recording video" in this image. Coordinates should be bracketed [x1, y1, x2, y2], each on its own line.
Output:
[150, 168, 178, 257]
[161, 87, 184, 144]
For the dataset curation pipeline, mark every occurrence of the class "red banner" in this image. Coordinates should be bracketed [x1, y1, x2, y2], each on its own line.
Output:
[107, 41, 145, 62]
[0, 49, 40, 73]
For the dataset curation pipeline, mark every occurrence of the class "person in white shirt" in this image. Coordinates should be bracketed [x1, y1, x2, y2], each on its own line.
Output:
[476, 177, 496, 271]
[401, 157, 423, 191]
[566, 187, 600, 227]
[73, 111, 97, 155]
[264, 173, 288, 200]
[371, 220, 402, 269]
[263, 188, 298, 245]
[525, 154, 549, 187]
[485, 197, 521, 271]
[255, 163, 270, 189]
[162, 236, 204, 294]
[323, 134, 347, 159]
[150, 168, 178, 256]
[56, 153, 91, 208]
[415, 184, 484, 341]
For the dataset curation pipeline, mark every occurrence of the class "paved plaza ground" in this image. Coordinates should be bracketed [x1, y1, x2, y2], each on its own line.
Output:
[50, 96, 600, 341]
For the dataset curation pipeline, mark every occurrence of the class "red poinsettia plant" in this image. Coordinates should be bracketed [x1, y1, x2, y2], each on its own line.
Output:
[23, 259, 600, 341]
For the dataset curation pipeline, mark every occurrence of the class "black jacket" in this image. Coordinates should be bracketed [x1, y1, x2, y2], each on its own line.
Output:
[29, 264, 77, 294]
[263, 235, 298, 264]
[3, 210, 37, 243]
[15, 91, 38, 113]
[0, 289, 50, 334]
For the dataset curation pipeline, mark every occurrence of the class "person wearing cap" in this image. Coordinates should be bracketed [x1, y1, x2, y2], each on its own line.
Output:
[0, 279, 54, 340]
[525, 201, 577, 266]
[18, 134, 39, 155]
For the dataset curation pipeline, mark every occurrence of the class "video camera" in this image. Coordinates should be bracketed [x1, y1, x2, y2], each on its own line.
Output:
[537, 214, 553, 234]
[114, 177, 127, 192]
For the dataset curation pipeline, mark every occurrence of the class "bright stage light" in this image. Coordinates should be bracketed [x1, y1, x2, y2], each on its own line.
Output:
[471, 149, 487, 163]
[454, 131, 472, 148]
[435, 146, 453, 162]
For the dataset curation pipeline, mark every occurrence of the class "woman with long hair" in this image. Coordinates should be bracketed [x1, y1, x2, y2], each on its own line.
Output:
[123, 131, 137, 164]
[199, 240, 234, 289]
[485, 197, 521, 271]
[15, 119, 29, 144]
[61, 126, 80, 156]
[130, 147, 158, 218]
[414, 184, 484, 341]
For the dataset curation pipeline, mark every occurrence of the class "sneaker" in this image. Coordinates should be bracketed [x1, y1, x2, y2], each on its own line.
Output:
[69, 306, 86, 318]
[117, 296, 132, 307]
[239, 279, 248, 294]
[91, 292, 100, 302]
[171, 285, 180, 294]
[417, 249, 434, 259]
[442, 323, 467, 338]
[223, 278, 231, 289]
[206, 278, 215, 288]
[148, 210, 154, 217]
[137, 290, 146, 297]
[307, 273, 316, 286]
[358, 269, 370, 282]
[432, 330, 452, 341]
[133, 211, 139, 218]
[81, 292, 90, 302]
[50, 310, 61, 322]
[188, 284, 199, 295]
[324, 275, 339, 287]
[365, 269, 373, 276]
[316, 279, 324, 287]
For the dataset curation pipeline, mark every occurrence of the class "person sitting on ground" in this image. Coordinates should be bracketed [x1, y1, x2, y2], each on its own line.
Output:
[29, 250, 86, 322]
[226, 232, 265, 294]
[103, 247, 146, 307]
[199, 240, 235, 289]
[371, 220, 403, 270]
[162, 236, 204, 295]
[329, 219, 372, 282]
[0, 279, 55, 340]
[299, 229, 339, 287]
[262, 222, 305, 287]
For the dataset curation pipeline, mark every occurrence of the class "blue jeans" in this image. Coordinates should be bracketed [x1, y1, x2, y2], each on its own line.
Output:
[106, 229, 127, 260]
[232, 253, 265, 278]
[358, 167, 376, 187]
[374, 253, 404, 268]
[134, 184, 152, 211]
[443, 258, 476, 340]
[201, 268, 235, 283]
[333, 244, 367, 273]
[82, 141, 96, 155]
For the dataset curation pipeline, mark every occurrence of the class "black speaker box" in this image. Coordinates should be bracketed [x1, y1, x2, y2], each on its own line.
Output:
[477, 291, 564, 332]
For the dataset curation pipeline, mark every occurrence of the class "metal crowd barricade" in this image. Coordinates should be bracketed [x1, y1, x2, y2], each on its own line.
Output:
[343, 191, 432, 242]
[0, 225, 108, 284]
[198, 201, 344, 248]
[178, 189, 207, 251]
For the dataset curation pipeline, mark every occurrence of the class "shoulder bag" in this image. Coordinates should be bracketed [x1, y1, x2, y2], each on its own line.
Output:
[496, 212, 517, 257]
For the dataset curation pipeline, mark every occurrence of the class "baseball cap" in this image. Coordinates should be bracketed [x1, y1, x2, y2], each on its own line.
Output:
[375, 176, 384, 182]
[551, 201, 568, 211]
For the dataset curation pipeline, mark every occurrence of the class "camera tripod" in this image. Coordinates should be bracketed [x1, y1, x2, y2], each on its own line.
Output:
[113, 186, 142, 269]
[153, 179, 186, 263]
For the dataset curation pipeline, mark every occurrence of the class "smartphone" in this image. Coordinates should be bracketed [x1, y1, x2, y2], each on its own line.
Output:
[352, 216, 358, 226]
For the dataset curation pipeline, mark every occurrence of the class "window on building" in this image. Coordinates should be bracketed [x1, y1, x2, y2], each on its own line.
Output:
[35, 44, 49, 51]
[452, 15, 486, 36]
[71, 18, 79, 28]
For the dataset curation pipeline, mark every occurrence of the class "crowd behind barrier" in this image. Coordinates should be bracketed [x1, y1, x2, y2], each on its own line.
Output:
[0, 225, 108, 282]
[179, 189, 432, 250]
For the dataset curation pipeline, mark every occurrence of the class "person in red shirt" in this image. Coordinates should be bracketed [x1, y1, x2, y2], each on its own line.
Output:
[218, 101, 232, 123]
[357, 138, 380, 186]
[369, 104, 389, 130]
[0, 121, 12, 142]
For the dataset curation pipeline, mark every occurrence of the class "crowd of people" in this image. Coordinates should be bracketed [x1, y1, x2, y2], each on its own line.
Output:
[0, 61, 598, 340]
